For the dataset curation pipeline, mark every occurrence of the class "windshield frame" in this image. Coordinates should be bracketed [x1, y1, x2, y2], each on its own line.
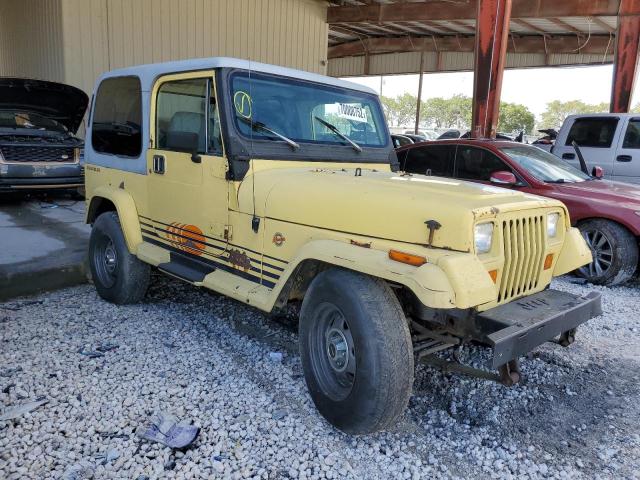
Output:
[217, 68, 394, 176]
[499, 144, 591, 184]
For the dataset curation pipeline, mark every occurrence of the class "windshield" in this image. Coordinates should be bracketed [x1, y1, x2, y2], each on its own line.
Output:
[230, 71, 388, 149]
[500, 145, 590, 183]
[0, 110, 67, 133]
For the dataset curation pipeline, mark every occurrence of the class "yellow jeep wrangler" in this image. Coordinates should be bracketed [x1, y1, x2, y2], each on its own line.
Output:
[84, 58, 601, 434]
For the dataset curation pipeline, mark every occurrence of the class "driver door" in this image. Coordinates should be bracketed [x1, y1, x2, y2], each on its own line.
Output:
[145, 71, 229, 281]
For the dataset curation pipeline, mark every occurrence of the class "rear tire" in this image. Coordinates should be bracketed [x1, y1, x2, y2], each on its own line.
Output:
[299, 268, 414, 434]
[577, 219, 638, 286]
[89, 211, 150, 304]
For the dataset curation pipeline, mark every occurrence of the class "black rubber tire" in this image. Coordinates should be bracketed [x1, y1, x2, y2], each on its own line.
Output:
[577, 219, 639, 286]
[299, 268, 414, 434]
[89, 211, 150, 304]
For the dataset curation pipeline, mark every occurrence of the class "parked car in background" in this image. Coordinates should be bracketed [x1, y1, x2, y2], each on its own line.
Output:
[391, 134, 413, 148]
[0, 78, 88, 193]
[437, 129, 461, 139]
[402, 133, 428, 143]
[404, 129, 438, 140]
[460, 131, 519, 141]
[398, 139, 640, 286]
[552, 113, 640, 184]
[532, 128, 558, 151]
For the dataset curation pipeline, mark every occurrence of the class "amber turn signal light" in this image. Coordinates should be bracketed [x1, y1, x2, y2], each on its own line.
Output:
[388, 250, 427, 267]
[544, 254, 554, 270]
[488, 269, 498, 283]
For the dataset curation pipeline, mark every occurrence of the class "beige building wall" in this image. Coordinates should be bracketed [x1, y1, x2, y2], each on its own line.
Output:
[0, 0, 328, 95]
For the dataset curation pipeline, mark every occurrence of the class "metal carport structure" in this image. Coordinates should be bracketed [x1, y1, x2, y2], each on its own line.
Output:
[326, 0, 640, 138]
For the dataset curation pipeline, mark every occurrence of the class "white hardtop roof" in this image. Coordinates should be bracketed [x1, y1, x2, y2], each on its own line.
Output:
[96, 56, 377, 95]
[566, 113, 640, 119]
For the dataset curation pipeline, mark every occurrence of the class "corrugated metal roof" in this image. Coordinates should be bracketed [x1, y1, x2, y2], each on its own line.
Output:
[326, 0, 626, 76]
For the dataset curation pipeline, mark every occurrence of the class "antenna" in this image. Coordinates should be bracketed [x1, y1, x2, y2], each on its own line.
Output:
[248, 56, 260, 233]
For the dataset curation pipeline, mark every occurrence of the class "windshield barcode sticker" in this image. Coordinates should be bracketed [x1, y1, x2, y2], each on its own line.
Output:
[336, 103, 368, 123]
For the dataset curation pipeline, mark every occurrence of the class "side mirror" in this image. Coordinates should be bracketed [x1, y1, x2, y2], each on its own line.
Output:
[490, 171, 517, 186]
[166, 131, 201, 163]
[592, 165, 604, 178]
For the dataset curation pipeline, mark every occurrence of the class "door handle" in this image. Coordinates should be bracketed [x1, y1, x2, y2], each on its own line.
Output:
[562, 153, 575, 160]
[153, 155, 165, 174]
[616, 154, 632, 162]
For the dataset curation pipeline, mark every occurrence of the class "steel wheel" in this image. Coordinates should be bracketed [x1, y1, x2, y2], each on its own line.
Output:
[579, 228, 613, 278]
[308, 302, 356, 401]
[93, 234, 118, 289]
[299, 268, 414, 433]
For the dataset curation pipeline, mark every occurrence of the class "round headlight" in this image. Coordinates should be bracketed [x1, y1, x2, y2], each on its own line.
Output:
[474, 222, 493, 254]
[547, 213, 560, 238]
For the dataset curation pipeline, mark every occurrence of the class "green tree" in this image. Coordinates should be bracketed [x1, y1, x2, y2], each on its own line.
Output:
[539, 100, 609, 129]
[498, 102, 535, 134]
[421, 94, 472, 130]
[380, 93, 419, 127]
[380, 96, 399, 125]
[421, 97, 449, 128]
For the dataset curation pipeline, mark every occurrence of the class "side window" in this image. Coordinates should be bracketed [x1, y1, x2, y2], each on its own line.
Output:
[565, 117, 618, 148]
[622, 119, 640, 149]
[156, 77, 222, 155]
[91, 76, 142, 157]
[403, 146, 454, 177]
[455, 146, 511, 181]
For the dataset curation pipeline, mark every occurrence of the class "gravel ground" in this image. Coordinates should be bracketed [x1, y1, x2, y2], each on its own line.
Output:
[1, 274, 639, 479]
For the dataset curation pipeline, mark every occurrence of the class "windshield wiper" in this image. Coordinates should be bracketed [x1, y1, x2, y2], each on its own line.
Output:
[314, 116, 362, 153]
[545, 179, 575, 184]
[237, 116, 299, 150]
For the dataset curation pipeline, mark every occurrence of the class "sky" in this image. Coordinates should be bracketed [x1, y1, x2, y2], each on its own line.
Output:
[342, 65, 640, 120]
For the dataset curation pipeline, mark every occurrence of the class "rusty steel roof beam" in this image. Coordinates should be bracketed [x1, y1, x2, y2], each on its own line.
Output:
[471, 0, 512, 139]
[611, 0, 640, 112]
[327, 1, 640, 24]
[327, 34, 616, 58]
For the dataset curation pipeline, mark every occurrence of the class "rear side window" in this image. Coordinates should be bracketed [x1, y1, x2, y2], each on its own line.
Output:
[91, 76, 142, 157]
[622, 119, 640, 149]
[565, 117, 618, 148]
[402, 146, 455, 177]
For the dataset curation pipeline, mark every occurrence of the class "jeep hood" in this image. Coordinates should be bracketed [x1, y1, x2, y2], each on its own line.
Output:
[240, 166, 561, 252]
[0, 78, 89, 133]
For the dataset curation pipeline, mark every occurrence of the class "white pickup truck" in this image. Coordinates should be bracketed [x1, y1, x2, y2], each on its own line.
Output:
[552, 113, 640, 184]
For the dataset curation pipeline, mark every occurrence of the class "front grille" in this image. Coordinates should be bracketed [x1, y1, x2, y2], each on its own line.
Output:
[498, 215, 546, 303]
[0, 145, 76, 163]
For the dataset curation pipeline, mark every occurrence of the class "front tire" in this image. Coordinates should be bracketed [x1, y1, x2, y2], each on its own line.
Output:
[299, 268, 414, 434]
[577, 219, 638, 286]
[89, 211, 150, 304]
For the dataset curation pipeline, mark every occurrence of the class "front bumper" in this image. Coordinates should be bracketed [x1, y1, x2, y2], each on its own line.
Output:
[0, 162, 83, 191]
[477, 289, 602, 368]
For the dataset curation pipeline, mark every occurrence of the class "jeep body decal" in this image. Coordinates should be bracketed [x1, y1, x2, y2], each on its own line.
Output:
[165, 223, 206, 256]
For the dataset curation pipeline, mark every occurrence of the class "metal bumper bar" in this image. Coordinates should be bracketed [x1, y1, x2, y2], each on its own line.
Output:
[478, 289, 602, 369]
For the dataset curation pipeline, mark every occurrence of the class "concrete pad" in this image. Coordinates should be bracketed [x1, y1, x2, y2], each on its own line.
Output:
[0, 197, 90, 300]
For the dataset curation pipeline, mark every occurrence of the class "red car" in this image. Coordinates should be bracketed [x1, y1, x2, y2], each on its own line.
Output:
[396, 139, 640, 286]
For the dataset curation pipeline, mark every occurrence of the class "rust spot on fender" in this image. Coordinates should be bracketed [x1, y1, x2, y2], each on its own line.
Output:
[228, 249, 252, 272]
[350, 239, 371, 248]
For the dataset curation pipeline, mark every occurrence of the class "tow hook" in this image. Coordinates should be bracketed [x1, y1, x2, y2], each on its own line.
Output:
[554, 328, 577, 347]
[498, 360, 521, 386]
